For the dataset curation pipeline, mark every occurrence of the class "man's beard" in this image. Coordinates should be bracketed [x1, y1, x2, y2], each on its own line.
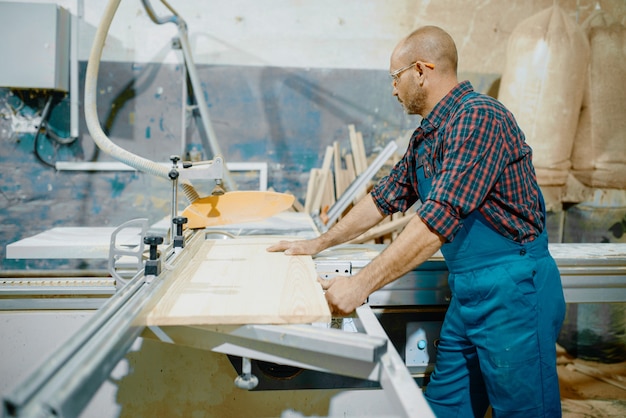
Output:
[402, 85, 427, 115]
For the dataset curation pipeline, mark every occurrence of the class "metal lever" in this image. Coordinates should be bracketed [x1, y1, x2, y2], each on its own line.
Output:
[108, 218, 149, 290]
[141, 0, 180, 25]
[169, 155, 180, 243]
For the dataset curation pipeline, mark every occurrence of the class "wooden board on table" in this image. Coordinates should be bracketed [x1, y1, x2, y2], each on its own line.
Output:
[144, 238, 331, 326]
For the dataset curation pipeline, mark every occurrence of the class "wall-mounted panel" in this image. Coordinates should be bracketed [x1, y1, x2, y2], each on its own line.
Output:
[0, 2, 70, 91]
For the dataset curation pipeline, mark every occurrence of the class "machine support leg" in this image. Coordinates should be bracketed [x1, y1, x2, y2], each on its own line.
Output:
[234, 357, 259, 390]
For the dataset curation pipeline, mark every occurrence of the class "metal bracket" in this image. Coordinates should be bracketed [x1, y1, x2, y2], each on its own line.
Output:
[315, 260, 352, 280]
[177, 156, 224, 180]
[108, 218, 149, 290]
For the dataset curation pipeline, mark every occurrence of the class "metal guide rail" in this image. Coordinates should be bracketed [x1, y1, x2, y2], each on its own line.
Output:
[0, 277, 116, 310]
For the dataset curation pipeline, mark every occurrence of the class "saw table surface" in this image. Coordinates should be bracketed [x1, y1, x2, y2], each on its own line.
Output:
[144, 238, 331, 326]
[5, 227, 143, 259]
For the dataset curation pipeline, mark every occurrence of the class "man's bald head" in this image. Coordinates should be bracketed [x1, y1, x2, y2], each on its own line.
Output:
[394, 26, 458, 75]
[390, 26, 460, 117]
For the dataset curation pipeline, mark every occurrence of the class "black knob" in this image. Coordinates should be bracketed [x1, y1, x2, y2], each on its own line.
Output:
[173, 216, 188, 236]
[144, 236, 163, 260]
[170, 155, 181, 164]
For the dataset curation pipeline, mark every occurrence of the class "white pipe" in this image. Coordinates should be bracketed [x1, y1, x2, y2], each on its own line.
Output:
[84, 0, 201, 204]
[84, 0, 170, 180]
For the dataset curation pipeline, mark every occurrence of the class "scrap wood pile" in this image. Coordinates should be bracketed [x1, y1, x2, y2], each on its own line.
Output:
[302, 124, 414, 244]
[556, 344, 626, 417]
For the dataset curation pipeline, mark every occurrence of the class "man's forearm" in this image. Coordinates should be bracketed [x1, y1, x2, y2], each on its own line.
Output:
[320, 214, 445, 316]
[316, 194, 385, 249]
[357, 215, 444, 295]
[267, 194, 387, 256]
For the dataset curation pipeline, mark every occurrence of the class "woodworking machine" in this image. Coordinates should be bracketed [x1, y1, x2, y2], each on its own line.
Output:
[3, 219, 434, 418]
[2, 215, 626, 417]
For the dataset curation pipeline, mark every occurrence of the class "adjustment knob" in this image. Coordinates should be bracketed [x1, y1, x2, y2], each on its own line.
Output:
[173, 216, 188, 235]
[144, 236, 163, 260]
[172, 217, 188, 249]
[143, 235, 163, 277]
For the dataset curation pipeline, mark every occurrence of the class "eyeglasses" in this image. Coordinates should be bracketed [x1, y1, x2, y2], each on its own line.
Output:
[390, 61, 435, 81]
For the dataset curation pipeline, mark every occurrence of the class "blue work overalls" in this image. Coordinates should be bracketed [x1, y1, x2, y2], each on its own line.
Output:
[416, 140, 566, 417]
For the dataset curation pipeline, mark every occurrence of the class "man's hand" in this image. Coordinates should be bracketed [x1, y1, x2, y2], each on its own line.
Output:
[318, 276, 369, 316]
[267, 195, 383, 257]
[266, 239, 322, 256]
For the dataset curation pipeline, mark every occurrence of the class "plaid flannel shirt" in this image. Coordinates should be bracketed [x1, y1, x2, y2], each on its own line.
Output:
[371, 81, 544, 243]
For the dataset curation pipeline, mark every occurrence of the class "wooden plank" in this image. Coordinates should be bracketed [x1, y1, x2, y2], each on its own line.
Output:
[353, 131, 369, 201]
[321, 145, 334, 171]
[356, 131, 366, 168]
[333, 141, 345, 197]
[349, 125, 368, 176]
[307, 146, 335, 215]
[324, 169, 336, 207]
[348, 124, 366, 175]
[348, 212, 416, 244]
[311, 168, 333, 215]
[344, 153, 356, 185]
[304, 169, 320, 214]
[335, 142, 354, 199]
[145, 238, 331, 326]
[391, 212, 405, 241]
[347, 125, 370, 202]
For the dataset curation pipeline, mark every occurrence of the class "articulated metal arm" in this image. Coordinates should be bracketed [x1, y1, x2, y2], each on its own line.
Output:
[141, 0, 180, 26]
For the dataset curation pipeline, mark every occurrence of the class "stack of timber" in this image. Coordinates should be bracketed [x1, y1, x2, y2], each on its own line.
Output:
[303, 124, 413, 244]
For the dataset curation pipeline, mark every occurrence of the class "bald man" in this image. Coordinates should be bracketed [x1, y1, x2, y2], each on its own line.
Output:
[268, 26, 565, 417]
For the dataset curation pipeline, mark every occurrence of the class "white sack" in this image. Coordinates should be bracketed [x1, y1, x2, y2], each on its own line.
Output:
[498, 5, 589, 187]
[571, 10, 626, 189]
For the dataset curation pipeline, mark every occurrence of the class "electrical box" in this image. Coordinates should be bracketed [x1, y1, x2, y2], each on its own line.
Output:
[0, 2, 71, 91]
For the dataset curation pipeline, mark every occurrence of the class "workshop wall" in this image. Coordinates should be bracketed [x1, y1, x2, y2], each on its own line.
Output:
[1, 0, 626, 271]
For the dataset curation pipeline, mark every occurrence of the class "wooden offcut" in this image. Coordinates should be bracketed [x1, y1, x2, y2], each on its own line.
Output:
[144, 238, 331, 326]
[181, 191, 295, 229]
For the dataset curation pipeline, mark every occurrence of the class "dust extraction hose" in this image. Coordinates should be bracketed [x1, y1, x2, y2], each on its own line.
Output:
[84, 0, 200, 202]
